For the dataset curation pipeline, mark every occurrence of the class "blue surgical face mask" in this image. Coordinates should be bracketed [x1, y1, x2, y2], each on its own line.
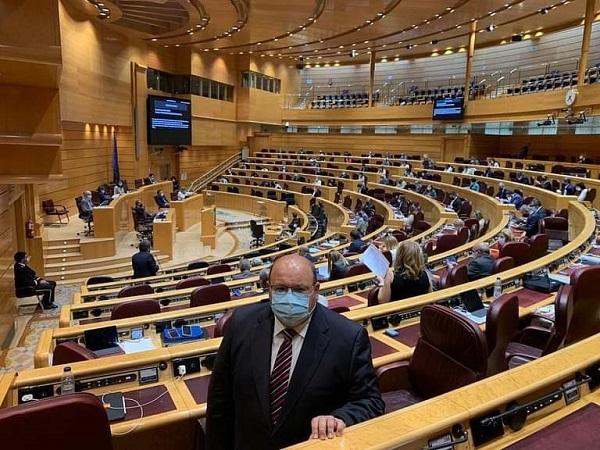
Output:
[270, 289, 313, 328]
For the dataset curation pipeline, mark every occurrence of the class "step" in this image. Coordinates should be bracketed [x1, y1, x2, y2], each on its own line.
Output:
[48, 255, 170, 282]
[44, 252, 84, 263]
[45, 238, 80, 246]
[44, 244, 81, 255]
[45, 251, 159, 271]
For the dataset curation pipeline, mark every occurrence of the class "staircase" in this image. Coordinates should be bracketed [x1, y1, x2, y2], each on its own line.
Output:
[43, 239, 169, 284]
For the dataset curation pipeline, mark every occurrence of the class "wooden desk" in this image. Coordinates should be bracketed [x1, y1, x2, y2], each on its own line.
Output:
[93, 181, 173, 240]
[200, 206, 216, 248]
[153, 209, 175, 259]
[265, 225, 283, 244]
[171, 194, 203, 231]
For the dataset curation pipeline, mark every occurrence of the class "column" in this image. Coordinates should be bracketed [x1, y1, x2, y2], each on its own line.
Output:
[464, 20, 477, 104]
[368, 51, 376, 107]
[577, 0, 596, 87]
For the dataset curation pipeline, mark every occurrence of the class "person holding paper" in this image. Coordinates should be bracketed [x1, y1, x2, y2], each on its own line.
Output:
[377, 241, 431, 304]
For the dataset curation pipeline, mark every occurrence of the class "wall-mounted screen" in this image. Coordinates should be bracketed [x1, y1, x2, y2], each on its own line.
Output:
[433, 97, 464, 120]
[147, 96, 191, 145]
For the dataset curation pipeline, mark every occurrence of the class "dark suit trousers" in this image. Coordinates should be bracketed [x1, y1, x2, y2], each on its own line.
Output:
[37, 280, 56, 306]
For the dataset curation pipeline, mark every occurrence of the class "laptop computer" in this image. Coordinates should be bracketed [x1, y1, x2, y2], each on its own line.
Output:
[84, 326, 122, 357]
[317, 265, 330, 280]
[458, 290, 488, 324]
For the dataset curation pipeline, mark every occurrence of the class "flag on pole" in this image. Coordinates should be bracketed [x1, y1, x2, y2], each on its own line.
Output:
[112, 129, 120, 184]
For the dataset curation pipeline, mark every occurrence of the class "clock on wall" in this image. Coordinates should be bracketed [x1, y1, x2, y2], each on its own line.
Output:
[565, 89, 578, 106]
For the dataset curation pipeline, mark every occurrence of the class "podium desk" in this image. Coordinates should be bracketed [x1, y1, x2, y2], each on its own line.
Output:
[153, 209, 176, 259]
[171, 194, 203, 231]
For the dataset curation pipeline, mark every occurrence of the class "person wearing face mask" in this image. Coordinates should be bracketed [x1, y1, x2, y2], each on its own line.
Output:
[206, 254, 384, 450]
[113, 179, 127, 196]
[14, 251, 57, 309]
[79, 190, 94, 219]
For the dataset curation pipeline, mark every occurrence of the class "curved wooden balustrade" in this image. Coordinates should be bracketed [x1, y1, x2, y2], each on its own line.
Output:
[288, 332, 600, 450]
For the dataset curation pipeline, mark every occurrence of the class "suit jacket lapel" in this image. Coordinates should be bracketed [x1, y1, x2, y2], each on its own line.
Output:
[251, 308, 275, 431]
[274, 305, 330, 432]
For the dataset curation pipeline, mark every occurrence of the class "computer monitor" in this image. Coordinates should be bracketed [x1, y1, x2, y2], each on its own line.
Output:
[84, 326, 119, 351]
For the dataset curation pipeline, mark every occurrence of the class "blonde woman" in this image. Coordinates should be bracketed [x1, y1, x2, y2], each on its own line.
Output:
[381, 235, 399, 266]
[327, 250, 350, 281]
[378, 241, 431, 303]
[497, 228, 514, 248]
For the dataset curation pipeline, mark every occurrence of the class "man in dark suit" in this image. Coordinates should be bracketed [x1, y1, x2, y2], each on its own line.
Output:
[206, 254, 384, 449]
[521, 199, 545, 237]
[496, 182, 509, 200]
[14, 251, 57, 309]
[131, 240, 159, 278]
[448, 193, 463, 213]
[467, 243, 495, 281]
[155, 190, 170, 208]
[347, 230, 365, 253]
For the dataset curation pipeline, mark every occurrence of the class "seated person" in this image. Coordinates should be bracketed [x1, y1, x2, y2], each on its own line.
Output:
[170, 176, 180, 191]
[377, 241, 431, 303]
[80, 191, 94, 219]
[176, 187, 193, 200]
[147, 173, 156, 184]
[97, 186, 112, 206]
[328, 250, 351, 281]
[519, 198, 545, 237]
[347, 230, 365, 253]
[113, 179, 127, 196]
[561, 178, 575, 195]
[132, 239, 159, 278]
[448, 192, 463, 213]
[445, 165, 454, 172]
[134, 200, 154, 221]
[380, 235, 399, 265]
[467, 243, 495, 281]
[443, 218, 464, 233]
[469, 178, 480, 192]
[232, 259, 253, 280]
[515, 172, 530, 185]
[340, 171, 349, 179]
[497, 228, 514, 248]
[14, 251, 57, 309]
[355, 211, 369, 236]
[509, 189, 524, 209]
[155, 190, 170, 208]
[288, 213, 300, 232]
[496, 182, 509, 200]
[474, 210, 486, 231]
[576, 183, 589, 202]
[258, 268, 270, 292]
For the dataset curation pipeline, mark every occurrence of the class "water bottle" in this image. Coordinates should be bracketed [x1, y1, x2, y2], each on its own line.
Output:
[493, 278, 503, 299]
[61, 366, 75, 395]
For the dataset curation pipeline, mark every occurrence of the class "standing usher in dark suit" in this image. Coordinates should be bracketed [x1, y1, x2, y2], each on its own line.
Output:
[206, 303, 384, 449]
[131, 251, 159, 278]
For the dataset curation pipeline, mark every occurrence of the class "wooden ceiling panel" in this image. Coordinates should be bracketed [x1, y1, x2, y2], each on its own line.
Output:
[69, 0, 600, 64]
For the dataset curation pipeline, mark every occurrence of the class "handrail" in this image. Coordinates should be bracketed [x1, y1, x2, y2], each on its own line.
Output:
[189, 152, 241, 192]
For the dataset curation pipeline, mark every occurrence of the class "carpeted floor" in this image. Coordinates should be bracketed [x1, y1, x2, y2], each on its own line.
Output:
[0, 283, 80, 373]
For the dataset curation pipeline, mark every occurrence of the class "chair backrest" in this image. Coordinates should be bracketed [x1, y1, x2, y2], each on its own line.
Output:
[190, 284, 231, 308]
[206, 264, 231, 276]
[110, 299, 161, 320]
[492, 256, 514, 274]
[117, 284, 154, 298]
[528, 233, 549, 260]
[499, 242, 530, 266]
[564, 266, 600, 345]
[86, 276, 114, 286]
[478, 219, 490, 237]
[485, 295, 519, 376]
[539, 217, 569, 242]
[543, 285, 574, 355]
[438, 262, 469, 289]
[458, 201, 472, 218]
[434, 234, 463, 255]
[176, 276, 210, 290]
[0, 393, 114, 450]
[187, 261, 209, 270]
[42, 200, 55, 213]
[408, 305, 487, 399]
[52, 341, 98, 366]
[345, 263, 370, 278]
[214, 309, 234, 338]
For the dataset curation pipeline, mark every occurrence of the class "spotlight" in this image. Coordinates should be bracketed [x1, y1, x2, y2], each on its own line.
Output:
[486, 24, 497, 32]
[540, 7, 550, 15]
[349, 49, 359, 58]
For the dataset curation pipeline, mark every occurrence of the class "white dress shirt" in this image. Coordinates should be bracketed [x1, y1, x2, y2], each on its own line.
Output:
[270, 314, 313, 381]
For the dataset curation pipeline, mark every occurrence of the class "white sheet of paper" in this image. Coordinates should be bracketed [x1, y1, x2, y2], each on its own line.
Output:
[118, 337, 156, 354]
[359, 244, 390, 279]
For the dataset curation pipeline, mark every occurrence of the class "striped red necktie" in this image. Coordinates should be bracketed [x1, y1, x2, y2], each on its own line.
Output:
[269, 328, 296, 426]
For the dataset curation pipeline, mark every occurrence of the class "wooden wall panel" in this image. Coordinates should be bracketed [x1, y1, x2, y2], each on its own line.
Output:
[58, 0, 176, 126]
[0, 185, 21, 348]
[192, 118, 239, 147]
[494, 135, 600, 160]
[179, 146, 239, 183]
[266, 133, 445, 159]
